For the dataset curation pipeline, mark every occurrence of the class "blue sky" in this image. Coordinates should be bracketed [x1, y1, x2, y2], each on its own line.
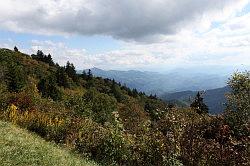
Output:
[0, 30, 121, 54]
[0, 0, 250, 72]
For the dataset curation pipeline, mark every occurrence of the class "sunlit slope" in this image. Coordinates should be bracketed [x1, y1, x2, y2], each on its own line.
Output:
[0, 121, 98, 166]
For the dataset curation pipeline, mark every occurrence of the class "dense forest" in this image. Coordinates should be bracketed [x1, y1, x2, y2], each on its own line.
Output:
[0, 47, 249, 165]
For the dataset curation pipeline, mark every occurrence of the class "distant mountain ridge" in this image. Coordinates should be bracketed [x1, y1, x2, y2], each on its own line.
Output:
[79, 68, 230, 114]
[79, 67, 228, 95]
[160, 86, 231, 114]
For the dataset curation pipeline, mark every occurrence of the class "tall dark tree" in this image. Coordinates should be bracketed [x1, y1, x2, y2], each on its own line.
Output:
[31, 50, 54, 66]
[111, 79, 123, 102]
[56, 67, 69, 88]
[131, 88, 138, 97]
[81, 70, 88, 80]
[37, 50, 45, 60]
[149, 94, 157, 99]
[45, 54, 54, 66]
[31, 50, 43, 61]
[38, 74, 62, 101]
[85, 69, 94, 88]
[190, 92, 209, 114]
[6, 64, 27, 92]
[87, 69, 93, 80]
[14, 46, 19, 52]
[65, 61, 78, 82]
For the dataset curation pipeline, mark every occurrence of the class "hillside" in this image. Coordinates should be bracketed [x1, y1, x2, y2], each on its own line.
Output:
[0, 48, 171, 165]
[161, 86, 231, 114]
[0, 48, 249, 165]
[81, 67, 228, 95]
[0, 120, 97, 166]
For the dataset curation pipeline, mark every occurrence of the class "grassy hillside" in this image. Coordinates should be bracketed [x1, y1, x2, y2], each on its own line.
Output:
[0, 120, 97, 166]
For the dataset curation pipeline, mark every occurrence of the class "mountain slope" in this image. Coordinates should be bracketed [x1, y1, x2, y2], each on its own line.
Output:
[161, 86, 231, 114]
[0, 120, 98, 166]
[0, 48, 170, 165]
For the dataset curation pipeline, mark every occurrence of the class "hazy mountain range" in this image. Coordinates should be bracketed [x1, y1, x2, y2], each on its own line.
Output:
[78, 67, 233, 114]
[81, 67, 229, 95]
[161, 86, 231, 114]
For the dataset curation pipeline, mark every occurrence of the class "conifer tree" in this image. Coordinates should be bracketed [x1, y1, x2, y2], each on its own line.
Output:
[87, 69, 93, 80]
[190, 92, 209, 114]
[6, 64, 27, 92]
[65, 61, 78, 82]
[111, 79, 123, 102]
[38, 74, 62, 101]
[131, 88, 138, 97]
[56, 67, 69, 88]
[46, 54, 54, 66]
[81, 70, 88, 80]
[14, 46, 19, 52]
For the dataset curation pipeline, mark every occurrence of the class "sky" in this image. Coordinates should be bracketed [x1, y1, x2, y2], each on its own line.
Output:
[0, 0, 250, 72]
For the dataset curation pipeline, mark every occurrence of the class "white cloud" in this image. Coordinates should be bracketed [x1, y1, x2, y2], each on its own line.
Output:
[0, 0, 250, 70]
[0, 0, 248, 42]
[26, 40, 166, 70]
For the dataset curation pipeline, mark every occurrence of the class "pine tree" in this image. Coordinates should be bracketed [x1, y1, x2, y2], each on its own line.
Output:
[37, 50, 45, 61]
[38, 74, 62, 101]
[46, 54, 54, 66]
[14, 46, 19, 52]
[81, 70, 88, 80]
[6, 64, 27, 92]
[87, 69, 93, 80]
[65, 61, 78, 82]
[56, 67, 69, 88]
[190, 92, 209, 114]
[111, 79, 123, 102]
[131, 88, 138, 97]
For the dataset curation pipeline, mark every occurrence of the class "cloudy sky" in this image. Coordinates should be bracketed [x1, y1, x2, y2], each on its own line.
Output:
[0, 0, 250, 71]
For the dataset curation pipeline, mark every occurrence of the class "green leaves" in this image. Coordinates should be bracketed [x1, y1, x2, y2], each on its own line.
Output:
[6, 63, 27, 92]
[225, 71, 250, 137]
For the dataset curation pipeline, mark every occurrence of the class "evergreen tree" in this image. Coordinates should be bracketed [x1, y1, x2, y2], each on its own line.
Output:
[46, 54, 54, 66]
[56, 67, 70, 88]
[149, 94, 157, 99]
[38, 74, 62, 101]
[87, 69, 93, 80]
[31, 50, 43, 61]
[37, 50, 45, 60]
[85, 69, 94, 88]
[131, 88, 138, 97]
[81, 70, 88, 80]
[111, 79, 123, 102]
[6, 64, 27, 92]
[31, 50, 54, 66]
[190, 92, 209, 114]
[65, 61, 78, 82]
[14, 46, 19, 52]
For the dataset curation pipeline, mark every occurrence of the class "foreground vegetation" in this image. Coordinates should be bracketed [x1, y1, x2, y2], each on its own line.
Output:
[0, 48, 249, 165]
[0, 120, 98, 166]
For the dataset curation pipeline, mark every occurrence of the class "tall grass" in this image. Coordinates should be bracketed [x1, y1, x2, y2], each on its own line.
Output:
[0, 120, 98, 166]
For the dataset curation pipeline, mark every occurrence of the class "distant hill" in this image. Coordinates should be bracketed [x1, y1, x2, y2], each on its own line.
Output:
[161, 86, 231, 114]
[79, 67, 228, 95]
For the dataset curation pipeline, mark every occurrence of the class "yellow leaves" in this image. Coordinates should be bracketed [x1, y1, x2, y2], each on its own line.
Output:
[6, 104, 64, 128]
[7, 104, 18, 124]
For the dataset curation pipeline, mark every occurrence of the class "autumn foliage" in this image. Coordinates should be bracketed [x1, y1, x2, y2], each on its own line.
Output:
[0, 48, 249, 165]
